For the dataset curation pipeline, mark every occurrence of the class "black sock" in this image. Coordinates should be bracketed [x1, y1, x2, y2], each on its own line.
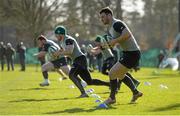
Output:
[69, 76, 85, 94]
[42, 71, 48, 79]
[126, 73, 139, 84]
[110, 79, 118, 100]
[122, 75, 138, 95]
[91, 79, 110, 86]
[79, 68, 109, 87]
[101, 69, 109, 75]
[117, 80, 122, 90]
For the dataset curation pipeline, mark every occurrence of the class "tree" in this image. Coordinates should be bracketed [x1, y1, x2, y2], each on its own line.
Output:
[0, 0, 65, 46]
[139, 0, 178, 49]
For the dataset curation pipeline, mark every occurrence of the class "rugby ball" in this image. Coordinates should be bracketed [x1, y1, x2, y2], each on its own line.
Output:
[48, 46, 59, 59]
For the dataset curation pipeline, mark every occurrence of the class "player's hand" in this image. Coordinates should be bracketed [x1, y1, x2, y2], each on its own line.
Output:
[53, 51, 60, 57]
[101, 43, 109, 49]
[108, 39, 117, 47]
[33, 53, 38, 57]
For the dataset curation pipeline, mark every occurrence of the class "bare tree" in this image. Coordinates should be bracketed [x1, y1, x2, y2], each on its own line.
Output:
[140, 0, 178, 49]
[0, 0, 65, 46]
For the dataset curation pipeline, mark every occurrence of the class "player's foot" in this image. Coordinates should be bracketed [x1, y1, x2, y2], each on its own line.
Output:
[130, 91, 143, 103]
[39, 81, 50, 87]
[104, 97, 116, 105]
[78, 93, 89, 98]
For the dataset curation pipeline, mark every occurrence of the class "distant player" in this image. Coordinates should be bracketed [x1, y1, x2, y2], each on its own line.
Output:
[159, 57, 179, 71]
[99, 7, 143, 104]
[54, 25, 110, 98]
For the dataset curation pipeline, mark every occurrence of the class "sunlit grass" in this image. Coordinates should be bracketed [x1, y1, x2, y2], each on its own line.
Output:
[0, 66, 180, 115]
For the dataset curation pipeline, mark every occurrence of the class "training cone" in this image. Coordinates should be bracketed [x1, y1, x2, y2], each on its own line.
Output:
[95, 99, 102, 103]
[97, 103, 108, 109]
[86, 88, 95, 94]
[91, 94, 101, 99]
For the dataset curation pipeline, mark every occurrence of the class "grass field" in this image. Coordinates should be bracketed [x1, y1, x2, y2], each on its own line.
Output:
[0, 65, 180, 115]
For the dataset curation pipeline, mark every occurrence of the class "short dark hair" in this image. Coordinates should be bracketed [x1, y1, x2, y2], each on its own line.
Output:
[37, 35, 47, 41]
[99, 7, 113, 15]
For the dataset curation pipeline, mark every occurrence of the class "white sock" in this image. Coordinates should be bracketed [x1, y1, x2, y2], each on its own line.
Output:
[45, 79, 49, 83]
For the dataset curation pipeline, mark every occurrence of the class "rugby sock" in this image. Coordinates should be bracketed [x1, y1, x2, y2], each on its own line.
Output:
[42, 71, 48, 79]
[79, 68, 110, 87]
[126, 73, 139, 85]
[92, 79, 110, 86]
[110, 79, 118, 100]
[117, 80, 122, 90]
[69, 76, 85, 94]
[122, 75, 138, 95]
[101, 68, 109, 75]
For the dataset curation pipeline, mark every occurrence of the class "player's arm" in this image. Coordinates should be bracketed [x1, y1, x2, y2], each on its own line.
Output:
[108, 22, 131, 47]
[90, 46, 101, 55]
[34, 44, 49, 58]
[54, 39, 74, 56]
[34, 51, 46, 58]
[62, 44, 74, 55]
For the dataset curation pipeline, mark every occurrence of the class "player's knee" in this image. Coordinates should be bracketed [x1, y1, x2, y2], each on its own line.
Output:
[41, 65, 47, 72]
[68, 73, 73, 79]
[109, 71, 115, 79]
[69, 72, 75, 80]
[102, 70, 108, 75]
[86, 80, 93, 85]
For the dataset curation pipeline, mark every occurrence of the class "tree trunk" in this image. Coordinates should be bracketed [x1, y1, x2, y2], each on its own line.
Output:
[116, 0, 123, 20]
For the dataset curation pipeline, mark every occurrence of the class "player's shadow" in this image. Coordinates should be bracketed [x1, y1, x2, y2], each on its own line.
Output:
[8, 97, 76, 103]
[44, 106, 117, 114]
[148, 103, 180, 112]
[9, 87, 56, 91]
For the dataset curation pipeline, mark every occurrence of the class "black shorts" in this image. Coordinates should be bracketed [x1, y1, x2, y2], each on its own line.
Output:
[51, 57, 68, 68]
[72, 55, 87, 70]
[103, 57, 116, 70]
[119, 50, 141, 69]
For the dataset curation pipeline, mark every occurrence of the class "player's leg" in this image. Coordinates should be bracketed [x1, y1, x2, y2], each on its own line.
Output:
[105, 50, 143, 104]
[117, 79, 122, 90]
[21, 58, 25, 71]
[7, 59, 10, 71]
[10, 58, 14, 71]
[101, 62, 108, 75]
[121, 74, 139, 96]
[56, 69, 67, 79]
[105, 62, 142, 104]
[108, 58, 122, 91]
[1, 59, 4, 71]
[58, 65, 71, 79]
[126, 72, 140, 87]
[104, 62, 127, 104]
[79, 67, 109, 86]
[69, 66, 88, 98]
[40, 62, 54, 86]
[77, 55, 109, 86]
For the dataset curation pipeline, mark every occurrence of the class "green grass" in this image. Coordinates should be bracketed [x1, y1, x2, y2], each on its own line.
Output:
[0, 65, 180, 115]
